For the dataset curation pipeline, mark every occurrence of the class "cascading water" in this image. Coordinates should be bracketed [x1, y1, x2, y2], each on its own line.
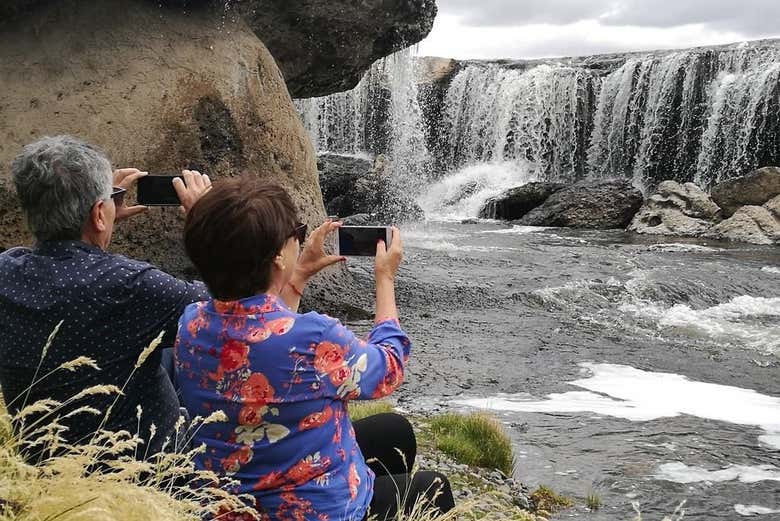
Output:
[295, 48, 431, 194]
[296, 39, 780, 218]
[439, 64, 598, 182]
[588, 43, 780, 191]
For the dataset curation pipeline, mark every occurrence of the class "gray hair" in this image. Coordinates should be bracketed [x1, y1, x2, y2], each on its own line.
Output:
[11, 135, 113, 241]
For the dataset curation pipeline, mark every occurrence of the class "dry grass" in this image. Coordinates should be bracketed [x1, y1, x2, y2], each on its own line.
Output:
[0, 331, 254, 521]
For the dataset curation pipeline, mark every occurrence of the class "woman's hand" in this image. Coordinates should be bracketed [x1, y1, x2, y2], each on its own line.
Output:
[113, 168, 148, 222]
[173, 169, 212, 215]
[375, 227, 403, 282]
[294, 219, 347, 283]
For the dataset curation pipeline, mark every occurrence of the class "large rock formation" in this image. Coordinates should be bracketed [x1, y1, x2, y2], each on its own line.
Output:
[0, 1, 326, 281]
[710, 167, 780, 218]
[705, 195, 780, 245]
[478, 182, 566, 220]
[240, 0, 437, 98]
[518, 179, 643, 229]
[628, 181, 721, 236]
[0, 1, 437, 99]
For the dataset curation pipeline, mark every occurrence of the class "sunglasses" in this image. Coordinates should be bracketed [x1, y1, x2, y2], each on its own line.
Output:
[110, 186, 126, 205]
[291, 222, 307, 244]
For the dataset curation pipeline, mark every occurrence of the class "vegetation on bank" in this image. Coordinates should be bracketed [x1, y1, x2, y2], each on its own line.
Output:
[427, 412, 514, 477]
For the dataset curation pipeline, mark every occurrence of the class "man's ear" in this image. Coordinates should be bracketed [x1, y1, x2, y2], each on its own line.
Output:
[88, 200, 108, 233]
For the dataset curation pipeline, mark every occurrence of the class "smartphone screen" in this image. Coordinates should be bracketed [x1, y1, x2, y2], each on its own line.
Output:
[137, 175, 182, 206]
[337, 226, 391, 256]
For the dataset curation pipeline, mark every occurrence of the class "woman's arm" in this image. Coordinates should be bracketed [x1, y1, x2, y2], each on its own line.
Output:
[374, 227, 402, 323]
[312, 317, 411, 401]
[281, 220, 345, 312]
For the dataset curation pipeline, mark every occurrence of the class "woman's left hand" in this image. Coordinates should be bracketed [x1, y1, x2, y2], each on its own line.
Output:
[295, 219, 347, 283]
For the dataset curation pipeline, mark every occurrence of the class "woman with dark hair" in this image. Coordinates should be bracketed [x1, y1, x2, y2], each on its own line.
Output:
[175, 178, 454, 521]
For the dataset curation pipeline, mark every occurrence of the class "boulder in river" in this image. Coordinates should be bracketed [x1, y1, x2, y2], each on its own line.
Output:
[710, 167, 780, 218]
[517, 179, 643, 229]
[628, 181, 721, 237]
[318, 154, 424, 223]
[704, 194, 780, 245]
[479, 182, 566, 220]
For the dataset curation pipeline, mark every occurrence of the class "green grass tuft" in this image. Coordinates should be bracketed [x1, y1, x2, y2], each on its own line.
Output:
[428, 413, 514, 476]
[586, 490, 601, 511]
[530, 485, 573, 516]
[348, 400, 395, 421]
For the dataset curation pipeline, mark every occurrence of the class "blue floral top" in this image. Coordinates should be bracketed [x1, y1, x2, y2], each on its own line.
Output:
[174, 294, 411, 521]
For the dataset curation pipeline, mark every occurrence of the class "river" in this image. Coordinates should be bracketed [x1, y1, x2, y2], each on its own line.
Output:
[347, 216, 779, 520]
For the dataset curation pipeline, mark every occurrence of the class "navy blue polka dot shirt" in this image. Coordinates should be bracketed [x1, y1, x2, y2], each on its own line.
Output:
[0, 240, 209, 453]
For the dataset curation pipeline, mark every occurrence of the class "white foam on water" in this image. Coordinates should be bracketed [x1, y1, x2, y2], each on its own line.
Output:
[762, 266, 780, 275]
[647, 243, 721, 253]
[417, 161, 537, 221]
[735, 504, 780, 516]
[409, 241, 520, 253]
[619, 296, 780, 353]
[655, 462, 780, 484]
[481, 226, 552, 235]
[453, 363, 780, 450]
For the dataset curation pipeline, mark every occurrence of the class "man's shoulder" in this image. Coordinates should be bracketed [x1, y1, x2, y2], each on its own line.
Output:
[0, 246, 32, 260]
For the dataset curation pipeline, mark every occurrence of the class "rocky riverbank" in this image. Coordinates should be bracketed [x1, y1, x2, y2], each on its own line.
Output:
[320, 151, 780, 246]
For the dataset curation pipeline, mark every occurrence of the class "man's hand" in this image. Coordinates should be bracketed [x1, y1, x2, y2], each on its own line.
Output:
[173, 169, 212, 215]
[294, 219, 347, 284]
[113, 168, 148, 222]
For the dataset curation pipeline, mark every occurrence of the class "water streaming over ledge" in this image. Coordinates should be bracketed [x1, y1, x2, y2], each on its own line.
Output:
[296, 40, 780, 212]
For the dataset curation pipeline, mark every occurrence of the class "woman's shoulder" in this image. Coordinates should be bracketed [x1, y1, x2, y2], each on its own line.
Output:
[294, 310, 340, 330]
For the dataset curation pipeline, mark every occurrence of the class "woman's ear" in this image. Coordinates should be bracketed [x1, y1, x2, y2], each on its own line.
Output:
[273, 253, 286, 272]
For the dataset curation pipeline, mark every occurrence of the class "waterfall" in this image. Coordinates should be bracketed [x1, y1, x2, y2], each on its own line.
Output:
[295, 48, 431, 193]
[587, 43, 780, 190]
[695, 62, 780, 187]
[440, 64, 598, 182]
[296, 40, 780, 218]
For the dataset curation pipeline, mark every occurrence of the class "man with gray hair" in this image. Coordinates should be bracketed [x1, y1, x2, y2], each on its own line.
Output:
[0, 135, 211, 456]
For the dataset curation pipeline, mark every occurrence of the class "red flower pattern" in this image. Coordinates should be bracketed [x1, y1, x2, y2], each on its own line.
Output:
[298, 406, 333, 432]
[313, 341, 345, 375]
[176, 297, 410, 521]
[220, 340, 250, 373]
[240, 372, 275, 404]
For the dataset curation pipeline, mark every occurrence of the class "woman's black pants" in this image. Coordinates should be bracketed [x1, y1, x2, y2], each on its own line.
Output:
[353, 413, 455, 520]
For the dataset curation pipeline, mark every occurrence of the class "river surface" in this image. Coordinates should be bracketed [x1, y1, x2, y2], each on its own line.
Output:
[347, 220, 780, 520]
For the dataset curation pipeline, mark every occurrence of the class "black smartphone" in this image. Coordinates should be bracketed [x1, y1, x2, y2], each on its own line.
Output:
[337, 226, 392, 256]
[137, 175, 182, 206]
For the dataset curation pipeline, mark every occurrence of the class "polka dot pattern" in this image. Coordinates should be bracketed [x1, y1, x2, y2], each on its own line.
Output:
[0, 240, 209, 454]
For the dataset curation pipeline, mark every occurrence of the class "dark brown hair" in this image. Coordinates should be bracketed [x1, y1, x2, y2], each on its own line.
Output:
[183, 178, 298, 300]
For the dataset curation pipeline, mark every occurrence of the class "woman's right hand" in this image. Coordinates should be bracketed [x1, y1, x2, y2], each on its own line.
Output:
[173, 169, 212, 215]
[375, 227, 403, 282]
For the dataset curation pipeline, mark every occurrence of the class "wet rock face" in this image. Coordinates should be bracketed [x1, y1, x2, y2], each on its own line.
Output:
[0, 0, 327, 280]
[478, 182, 566, 221]
[236, 0, 438, 98]
[317, 154, 424, 223]
[518, 179, 644, 229]
[710, 167, 780, 218]
[628, 181, 721, 237]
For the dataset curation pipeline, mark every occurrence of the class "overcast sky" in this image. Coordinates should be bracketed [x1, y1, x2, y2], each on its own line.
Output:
[417, 0, 780, 59]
